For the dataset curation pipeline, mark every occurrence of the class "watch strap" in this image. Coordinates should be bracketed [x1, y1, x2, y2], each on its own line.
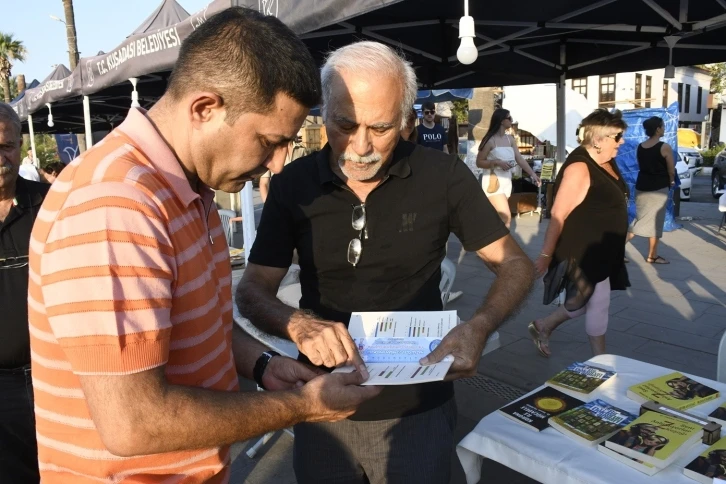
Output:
[253, 350, 280, 390]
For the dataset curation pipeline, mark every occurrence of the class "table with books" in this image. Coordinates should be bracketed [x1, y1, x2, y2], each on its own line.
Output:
[456, 354, 726, 484]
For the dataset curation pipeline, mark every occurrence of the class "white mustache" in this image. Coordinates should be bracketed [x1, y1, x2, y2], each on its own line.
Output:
[339, 153, 382, 165]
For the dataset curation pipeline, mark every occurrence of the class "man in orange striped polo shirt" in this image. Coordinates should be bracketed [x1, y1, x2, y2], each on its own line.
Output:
[28, 8, 379, 483]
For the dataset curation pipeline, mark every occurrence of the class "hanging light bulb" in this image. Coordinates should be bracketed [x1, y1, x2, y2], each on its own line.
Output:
[46, 103, 54, 127]
[457, 1, 477, 65]
[129, 78, 141, 108]
[663, 36, 680, 79]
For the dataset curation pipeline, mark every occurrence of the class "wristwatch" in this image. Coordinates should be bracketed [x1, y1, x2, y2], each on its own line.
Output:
[253, 350, 280, 390]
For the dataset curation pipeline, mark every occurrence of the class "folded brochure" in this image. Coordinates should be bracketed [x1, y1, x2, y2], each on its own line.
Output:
[333, 311, 457, 385]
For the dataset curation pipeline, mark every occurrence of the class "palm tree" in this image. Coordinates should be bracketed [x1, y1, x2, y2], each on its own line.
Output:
[62, 0, 79, 69]
[0, 33, 26, 103]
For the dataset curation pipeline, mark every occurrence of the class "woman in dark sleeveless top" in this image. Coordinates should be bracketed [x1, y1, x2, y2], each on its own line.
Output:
[529, 109, 630, 357]
[627, 116, 675, 264]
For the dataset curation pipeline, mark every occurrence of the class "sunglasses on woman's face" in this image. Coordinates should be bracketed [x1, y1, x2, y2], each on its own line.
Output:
[505, 116, 513, 121]
[608, 132, 624, 142]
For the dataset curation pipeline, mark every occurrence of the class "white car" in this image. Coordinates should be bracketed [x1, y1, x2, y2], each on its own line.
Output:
[676, 159, 691, 201]
[677, 148, 703, 176]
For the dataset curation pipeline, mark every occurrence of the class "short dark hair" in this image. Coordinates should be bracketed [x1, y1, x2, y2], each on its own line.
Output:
[643, 116, 664, 137]
[422, 101, 436, 111]
[167, 7, 320, 121]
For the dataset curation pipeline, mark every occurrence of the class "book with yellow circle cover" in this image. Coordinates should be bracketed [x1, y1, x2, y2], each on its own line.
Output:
[498, 386, 583, 432]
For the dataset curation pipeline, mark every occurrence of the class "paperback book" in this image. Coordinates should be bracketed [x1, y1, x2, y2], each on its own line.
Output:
[548, 399, 637, 446]
[683, 436, 726, 484]
[604, 411, 703, 469]
[497, 386, 583, 432]
[597, 442, 662, 476]
[627, 372, 719, 411]
[709, 403, 726, 427]
[545, 362, 616, 399]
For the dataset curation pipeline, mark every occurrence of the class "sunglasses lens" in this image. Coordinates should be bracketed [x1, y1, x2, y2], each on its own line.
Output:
[352, 205, 366, 231]
[348, 238, 362, 266]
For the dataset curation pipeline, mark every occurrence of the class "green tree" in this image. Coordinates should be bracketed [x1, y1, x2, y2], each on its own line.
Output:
[22, 135, 60, 170]
[451, 99, 469, 125]
[7, 76, 18, 99]
[0, 33, 27, 102]
[698, 63, 726, 93]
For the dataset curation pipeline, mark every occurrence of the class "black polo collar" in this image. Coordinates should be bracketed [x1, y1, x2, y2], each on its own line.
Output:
[316, 139, 414, 186]
[14, 176, 46, 209]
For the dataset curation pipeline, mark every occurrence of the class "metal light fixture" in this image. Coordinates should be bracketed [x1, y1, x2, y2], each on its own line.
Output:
[46, 103, 54, 128]
[457, 0, 478, 65]
[50, 14, 65, 24]
[129, 78, 141, 108]
[663, 36, 680, 79]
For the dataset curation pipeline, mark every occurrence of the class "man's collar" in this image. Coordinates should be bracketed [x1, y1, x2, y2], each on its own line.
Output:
[14, 176, 45, 208]
[316, 140, 414, 186]
[117, 108, 205, 207]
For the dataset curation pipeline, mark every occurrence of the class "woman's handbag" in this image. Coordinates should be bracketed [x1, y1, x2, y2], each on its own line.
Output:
[486, 168, 500, 193]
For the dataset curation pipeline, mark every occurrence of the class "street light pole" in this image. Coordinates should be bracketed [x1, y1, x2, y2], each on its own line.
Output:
[61, 1, 79, 70]
[52, 1, 86, 152]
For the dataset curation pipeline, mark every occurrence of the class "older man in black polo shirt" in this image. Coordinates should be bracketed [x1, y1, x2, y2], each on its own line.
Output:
[0, 103, 47, 482]
[237, 41, 534, 483]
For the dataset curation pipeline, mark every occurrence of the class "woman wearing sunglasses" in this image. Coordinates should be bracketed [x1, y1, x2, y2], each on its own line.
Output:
[530, 109, 630, 357]
[476, 108, 540, 228]
[626, 116, 675, 264]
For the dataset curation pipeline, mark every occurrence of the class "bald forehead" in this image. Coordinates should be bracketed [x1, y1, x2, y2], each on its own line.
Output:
[327, 69, 402, 125]
[0, 120, 20, 145]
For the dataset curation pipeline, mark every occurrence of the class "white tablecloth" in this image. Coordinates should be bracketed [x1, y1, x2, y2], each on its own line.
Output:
[456, 354, 726, 484]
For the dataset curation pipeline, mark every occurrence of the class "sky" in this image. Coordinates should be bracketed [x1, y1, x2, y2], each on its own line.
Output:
[0, 0, 211, 83]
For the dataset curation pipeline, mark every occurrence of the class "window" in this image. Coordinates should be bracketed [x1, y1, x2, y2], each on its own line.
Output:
[697, 86, 703, 114]
[634, 74, 642, 108]
[677, 83, 683, 112]
[645, 76, 652, 108]
[599, 75, 616, 105]
[663, 80, 669, 107]
[572, 77, 587, 98]
[685, 84, 691, 113]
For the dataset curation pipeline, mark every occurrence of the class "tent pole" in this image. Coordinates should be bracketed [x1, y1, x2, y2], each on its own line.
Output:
[241, 181, 256, 265]
[28, 114, 38, 168]
[83, 96, 93, 148]
[556, 44, 567, 169]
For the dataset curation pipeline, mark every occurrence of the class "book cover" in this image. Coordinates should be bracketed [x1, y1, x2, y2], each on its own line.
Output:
[546, 362, 616, 397]
[683, 436, 726, 484]
[549, 399, 637, 446]
[598, 442, 661, 476]
[627, 372, 719, 411]
[497, 386, 583, 432]
[604, 411, 703, 468]
[709, 403, 726, 426]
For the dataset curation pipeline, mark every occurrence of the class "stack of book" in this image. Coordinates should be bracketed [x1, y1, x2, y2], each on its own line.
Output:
[599, 411, 704, 476]
[548, 399, 637, 446]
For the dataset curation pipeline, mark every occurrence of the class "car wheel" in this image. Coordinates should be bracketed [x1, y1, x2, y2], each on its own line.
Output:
[713, 170, 722, 199]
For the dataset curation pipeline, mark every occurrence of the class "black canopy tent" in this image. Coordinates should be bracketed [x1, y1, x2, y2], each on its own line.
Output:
[297, 0, 726, 88]
[21, 0, 726, 160]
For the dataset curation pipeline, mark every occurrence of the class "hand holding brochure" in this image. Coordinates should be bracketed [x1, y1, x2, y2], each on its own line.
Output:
[334, 311, 458, 385]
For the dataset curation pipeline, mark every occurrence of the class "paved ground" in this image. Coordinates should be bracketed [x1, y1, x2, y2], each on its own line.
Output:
[228, 191, 726, 483]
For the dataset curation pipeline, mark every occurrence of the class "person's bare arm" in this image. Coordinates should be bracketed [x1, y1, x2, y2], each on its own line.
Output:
[78, 341, 380, 457]
[661, 143, 676, 185]
[259, 175, 271, 203]
[511, 136, 541, 186]
[533, 162, 590, 276]
[476, 140, 510, 170]
[421, 233, 534, 378]
[236, 263, 367, 373]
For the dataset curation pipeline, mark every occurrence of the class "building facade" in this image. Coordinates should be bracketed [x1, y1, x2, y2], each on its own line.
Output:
[568, 67, 712, 128]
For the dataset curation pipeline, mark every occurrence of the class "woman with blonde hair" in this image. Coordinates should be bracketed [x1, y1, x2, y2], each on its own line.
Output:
[476, 108, 540, 228]
[529, 109, 630, 357]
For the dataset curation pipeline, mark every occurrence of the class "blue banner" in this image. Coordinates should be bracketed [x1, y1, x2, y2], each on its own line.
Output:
[54, 134, 80, 165]
[616, 103, 681, 232]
